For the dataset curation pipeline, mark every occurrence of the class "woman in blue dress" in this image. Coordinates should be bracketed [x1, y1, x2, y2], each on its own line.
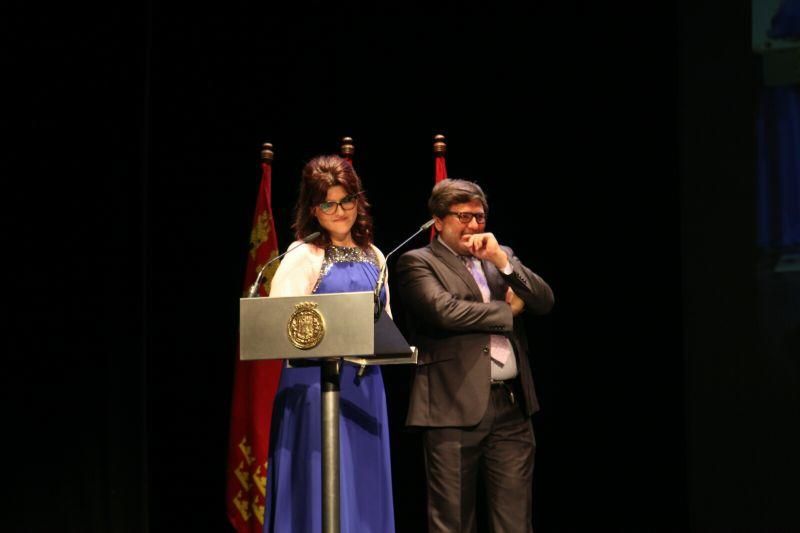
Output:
[263, 155, 394, 533]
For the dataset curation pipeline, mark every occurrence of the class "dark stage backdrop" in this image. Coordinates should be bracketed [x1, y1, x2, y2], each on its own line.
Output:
[141, 6, 684, 533]
[17, 2, 793, 532]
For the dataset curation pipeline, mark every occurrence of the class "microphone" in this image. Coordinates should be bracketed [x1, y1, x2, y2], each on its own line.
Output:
[246, 231, 321, 298]
[373, 219, 435, 318]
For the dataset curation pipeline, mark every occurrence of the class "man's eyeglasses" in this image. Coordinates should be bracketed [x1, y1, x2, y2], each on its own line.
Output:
[317, 191, 363, 214]
[447, 211, 487, 224]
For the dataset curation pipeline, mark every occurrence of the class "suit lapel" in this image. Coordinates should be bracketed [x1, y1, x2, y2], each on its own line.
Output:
[430, 238, 483, 300]
[482, 258, 508, 301]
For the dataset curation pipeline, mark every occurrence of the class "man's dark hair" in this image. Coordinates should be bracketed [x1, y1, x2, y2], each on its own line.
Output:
[428, 178, 489, 217]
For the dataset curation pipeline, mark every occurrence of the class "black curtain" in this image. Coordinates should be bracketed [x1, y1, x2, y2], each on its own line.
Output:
[12, 2, 797, 532]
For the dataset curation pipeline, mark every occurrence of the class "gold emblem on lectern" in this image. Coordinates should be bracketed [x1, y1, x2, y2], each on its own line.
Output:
[287, 302, 325, 349]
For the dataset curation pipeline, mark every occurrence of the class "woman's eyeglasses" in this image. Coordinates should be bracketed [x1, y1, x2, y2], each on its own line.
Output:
[447, 211, 487, 224]
[317, 191, 364, 214]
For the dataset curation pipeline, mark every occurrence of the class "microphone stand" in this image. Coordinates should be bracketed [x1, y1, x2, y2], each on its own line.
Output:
[246, 231, 321, 298]
[373, 219, 434, 319]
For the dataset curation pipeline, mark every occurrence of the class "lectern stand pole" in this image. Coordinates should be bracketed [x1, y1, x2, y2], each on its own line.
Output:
[321, 358, 341, 533]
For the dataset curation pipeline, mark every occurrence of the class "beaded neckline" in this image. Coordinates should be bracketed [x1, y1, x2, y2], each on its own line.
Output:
[311, 245, 380, 293]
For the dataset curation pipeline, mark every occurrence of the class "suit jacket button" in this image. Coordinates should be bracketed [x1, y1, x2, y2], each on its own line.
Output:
[483, 346, 490, 353]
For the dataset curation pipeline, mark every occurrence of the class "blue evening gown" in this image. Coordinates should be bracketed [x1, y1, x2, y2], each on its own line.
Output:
[263, 245, 395, 533]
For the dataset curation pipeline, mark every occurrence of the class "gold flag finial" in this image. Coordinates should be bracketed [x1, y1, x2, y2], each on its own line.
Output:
[261, 142, 274, 163]
[433, 134, 446, 155]
[340, 137, 355, 158]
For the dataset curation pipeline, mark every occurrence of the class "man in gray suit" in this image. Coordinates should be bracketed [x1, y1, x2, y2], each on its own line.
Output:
[395, 178, 554, 533]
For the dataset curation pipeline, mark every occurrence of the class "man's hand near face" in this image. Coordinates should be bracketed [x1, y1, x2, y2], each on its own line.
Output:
[461, 232, 509, 269]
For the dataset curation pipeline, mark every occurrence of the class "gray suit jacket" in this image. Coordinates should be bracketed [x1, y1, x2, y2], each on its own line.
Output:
[396, 238, 554, 427]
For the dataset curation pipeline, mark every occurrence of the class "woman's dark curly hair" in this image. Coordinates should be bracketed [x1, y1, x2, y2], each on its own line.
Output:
[292, 155, 373, 248]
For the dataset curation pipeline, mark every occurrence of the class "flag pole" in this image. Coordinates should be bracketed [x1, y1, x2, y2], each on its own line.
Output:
[433, 133, 446, 156]
[226, 141, 283, 533]
[317, 136, 357, 533]
[339, 136, 354, 163]
[431, 134, 448, 240]
[261, 142, 273, 164]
